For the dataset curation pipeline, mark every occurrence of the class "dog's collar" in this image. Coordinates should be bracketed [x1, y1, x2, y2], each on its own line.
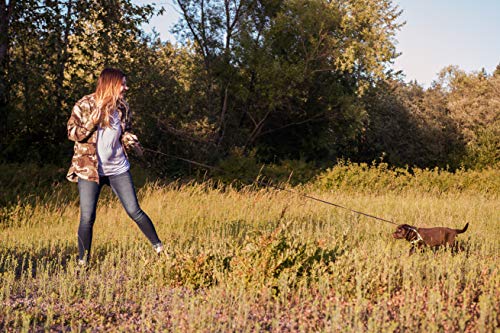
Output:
[408, 227, 424, 245]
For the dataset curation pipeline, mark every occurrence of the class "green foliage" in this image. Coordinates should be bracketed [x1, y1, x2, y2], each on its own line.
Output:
[436, 66, 500, 169]
[0, 163, 155, 209]
[360, 80, 466, 169]
[170, 0, 403, 162]
[465, 126, 500, 169]
[1, 0, 158, 163]
[1, 0, 498, 174]
[226, 221, 342, 294]
[214, 149, 319, 185]
[165, 222, 342, 291]
[314, 160, 500, 195]
[358, 65, 500, 170]
[0, 163, 70, 207]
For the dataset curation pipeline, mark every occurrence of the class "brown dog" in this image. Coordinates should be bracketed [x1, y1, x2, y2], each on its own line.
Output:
[393, 223, 469, 254]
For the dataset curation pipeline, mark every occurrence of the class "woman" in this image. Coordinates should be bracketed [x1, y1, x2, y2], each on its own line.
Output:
[67, 68, 163, 265]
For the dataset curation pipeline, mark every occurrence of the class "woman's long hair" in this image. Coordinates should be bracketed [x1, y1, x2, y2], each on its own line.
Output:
[94, 68, 126, 128]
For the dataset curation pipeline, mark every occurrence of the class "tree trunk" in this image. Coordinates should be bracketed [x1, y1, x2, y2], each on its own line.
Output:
[0, 0, 14, 106]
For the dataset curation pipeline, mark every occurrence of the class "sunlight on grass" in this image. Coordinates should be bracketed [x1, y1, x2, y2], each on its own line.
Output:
[1, 176, 499, 331]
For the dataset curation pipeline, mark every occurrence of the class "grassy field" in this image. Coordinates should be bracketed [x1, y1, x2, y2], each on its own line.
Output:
[0, 166, 499, 332]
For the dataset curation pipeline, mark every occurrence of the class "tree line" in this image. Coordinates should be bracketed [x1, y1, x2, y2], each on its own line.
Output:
[1, 0, 498, 177]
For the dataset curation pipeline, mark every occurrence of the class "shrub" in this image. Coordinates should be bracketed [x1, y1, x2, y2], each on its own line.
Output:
[214, 150, 319, 186]
[314, 161, 500, 195]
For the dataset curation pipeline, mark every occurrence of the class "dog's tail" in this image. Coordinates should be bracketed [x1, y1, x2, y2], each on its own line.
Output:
[457, 223, 469, 234]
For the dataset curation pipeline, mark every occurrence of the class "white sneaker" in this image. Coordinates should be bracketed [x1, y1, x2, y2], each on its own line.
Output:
[154, 243, 164, 255]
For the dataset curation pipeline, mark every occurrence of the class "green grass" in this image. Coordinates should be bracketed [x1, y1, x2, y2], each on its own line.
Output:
[1, 166, 499, 332]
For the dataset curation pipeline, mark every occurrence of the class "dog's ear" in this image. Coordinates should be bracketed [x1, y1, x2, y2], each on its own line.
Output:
[395, 224, 406, 232]
[400, 224, 412, 236]
[394, 224, 409, 237]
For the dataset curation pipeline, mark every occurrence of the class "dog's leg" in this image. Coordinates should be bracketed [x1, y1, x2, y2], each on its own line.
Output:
[451, 240, 465, 254]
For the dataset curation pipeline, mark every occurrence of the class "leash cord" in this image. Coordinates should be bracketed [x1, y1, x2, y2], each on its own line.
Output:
[262, 182, 399, 226]
[143, 148, 218, 171]
[143, 147, 399, 226]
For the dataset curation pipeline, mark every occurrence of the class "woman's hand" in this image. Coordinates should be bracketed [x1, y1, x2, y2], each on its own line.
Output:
[122, 132, 144, 157]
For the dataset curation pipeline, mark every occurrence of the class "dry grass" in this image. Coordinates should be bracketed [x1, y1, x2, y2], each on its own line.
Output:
[1, 178, 499, 332]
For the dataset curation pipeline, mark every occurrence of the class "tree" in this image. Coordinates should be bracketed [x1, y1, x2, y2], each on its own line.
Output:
[171, 0, 404, 162]
[1, 0, 157, 163]
[360, 79, 465, 168]
[436, 66, 500, 168]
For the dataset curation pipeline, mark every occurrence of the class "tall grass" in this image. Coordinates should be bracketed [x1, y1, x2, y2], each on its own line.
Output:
[0, 165, 499, 331]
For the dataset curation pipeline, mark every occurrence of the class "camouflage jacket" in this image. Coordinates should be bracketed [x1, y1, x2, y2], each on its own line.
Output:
[66, 93, 141, 183]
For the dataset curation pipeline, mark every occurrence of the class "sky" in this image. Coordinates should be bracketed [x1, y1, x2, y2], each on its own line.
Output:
[136, 0, 500, 87]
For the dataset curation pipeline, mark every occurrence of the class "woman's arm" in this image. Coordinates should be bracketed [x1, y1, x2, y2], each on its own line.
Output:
[120, 101, 144, 156]
[67, 98, 99, 142]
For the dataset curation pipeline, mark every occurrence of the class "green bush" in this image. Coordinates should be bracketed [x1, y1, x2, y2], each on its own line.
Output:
[0, 163, 155, 208]
[464, 125, 500, 169]
[0, 163, 70, 207]
[214, 150, 319, 186]
[165, 222, 342, 292]
[314, 160, 500, 195]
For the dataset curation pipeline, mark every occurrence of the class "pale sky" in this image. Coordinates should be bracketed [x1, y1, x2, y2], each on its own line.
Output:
[137, 0, 500, 87]
[393, 0, 500, 86]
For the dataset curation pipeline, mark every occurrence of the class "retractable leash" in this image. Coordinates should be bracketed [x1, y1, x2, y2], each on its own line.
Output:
[142, 147, 399, 227]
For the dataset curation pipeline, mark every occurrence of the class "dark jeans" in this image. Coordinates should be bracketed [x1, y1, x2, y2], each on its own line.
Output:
[77, 170, 161, 262]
